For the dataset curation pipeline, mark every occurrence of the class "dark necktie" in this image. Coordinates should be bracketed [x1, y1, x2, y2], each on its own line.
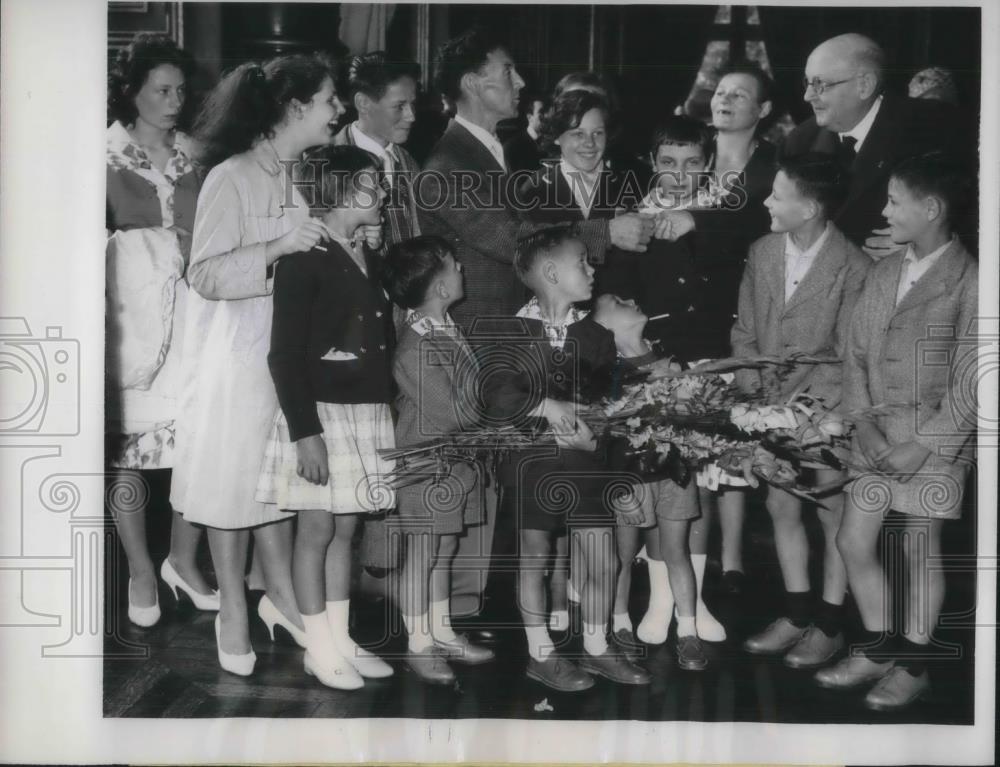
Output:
[838, 135, 858, 168]
[380, 148, 416, 246]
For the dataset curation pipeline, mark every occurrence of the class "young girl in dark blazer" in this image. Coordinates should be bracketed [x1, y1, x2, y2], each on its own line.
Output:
[256, 145, 396, 690]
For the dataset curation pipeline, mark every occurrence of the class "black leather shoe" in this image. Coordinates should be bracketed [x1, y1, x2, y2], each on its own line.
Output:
[405, 648, 456, 686]
[578, 650, 651, 685]
[612, 628, 644, 661]
[525, 655, 594, 692]
[433, 633, 495, 665]
[464, 628, 498, 643]
[675, 635, 708, 671]
[721, 570, 745, 596]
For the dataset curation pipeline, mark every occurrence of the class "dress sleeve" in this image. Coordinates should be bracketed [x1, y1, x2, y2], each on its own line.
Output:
[187, 168, 272, 300]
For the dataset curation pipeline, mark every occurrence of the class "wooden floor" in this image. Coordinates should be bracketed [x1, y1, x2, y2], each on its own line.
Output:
[103, 473, 978, 722]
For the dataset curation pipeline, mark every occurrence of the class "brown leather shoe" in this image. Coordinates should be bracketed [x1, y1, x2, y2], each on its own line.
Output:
[675, 634, 708, 671]
[743, 617, 808, 655]
[578, 650, 652, 685]
[784, 626, 844, 669]
[433, 633, 495, 665]
[612, 628, 644, 661]
[526, 655, 594, 692]
[864, 667, 929, 711]
[815, 654, 894, 690]
[405, 648, 456, 686]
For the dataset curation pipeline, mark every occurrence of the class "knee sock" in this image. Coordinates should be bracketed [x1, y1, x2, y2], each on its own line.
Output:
[583, 620, 609, 656]
[549, 609, 569, 632]
[401, 610, 434, 653]
[785, 590, 812, 629]
[814, 599, 845, 637]
[525, 625, 554, 661]
[429, 598, 457, 643]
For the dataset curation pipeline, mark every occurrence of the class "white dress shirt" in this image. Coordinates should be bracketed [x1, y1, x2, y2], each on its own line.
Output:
[559, 159, 601, 219]
[838, 94, 883, 152]
[455, 113, 507, 171]
[784, 223, 831, 302]
[350, 122, 397, 188]
[896, 238, 953, 306]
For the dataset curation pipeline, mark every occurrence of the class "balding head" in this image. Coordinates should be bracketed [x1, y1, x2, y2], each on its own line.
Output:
[805, 34, 886, 132]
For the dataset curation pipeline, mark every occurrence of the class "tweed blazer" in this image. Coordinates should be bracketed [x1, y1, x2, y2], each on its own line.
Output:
[731, 226, 872, 408]
[843, 240, 977, 517]
[417, 120, 612, 334]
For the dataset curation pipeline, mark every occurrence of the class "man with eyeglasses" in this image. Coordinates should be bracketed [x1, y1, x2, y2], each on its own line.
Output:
[781, 33, 970, 258]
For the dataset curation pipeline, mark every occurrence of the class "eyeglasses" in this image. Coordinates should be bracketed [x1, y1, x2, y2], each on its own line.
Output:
[802, 75, 857, 96]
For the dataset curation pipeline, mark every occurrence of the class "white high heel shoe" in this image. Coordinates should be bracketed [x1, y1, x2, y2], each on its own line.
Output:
[215, 615, 256, 676]
[257, 594, 307, 648]
[304, 650, 365, 690]
[160, 559, 220, 611]
[127, 578, 161, 627]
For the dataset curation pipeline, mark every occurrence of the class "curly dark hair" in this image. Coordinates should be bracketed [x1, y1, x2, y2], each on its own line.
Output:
[345, 51, 420, 103]
[107, 33, 195, 127]
[382, 235, 456, 309]
[193, 53, 336, 170]
[434, 25, 507, 105]
[537, 90, 611, 155]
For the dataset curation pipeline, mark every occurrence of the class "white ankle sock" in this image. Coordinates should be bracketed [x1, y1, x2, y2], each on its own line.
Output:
[566, 578, 581, 604]
[676, 615, 697, 638]
[549, 609, 569, 632]
[637, 558, 674, 644]
[303, 610, 344, 666]
[691, 554, 726, 641]
[612, 611, 633, 633]
[402, 611, 434, 653]
[429, 598, 457, 642]
[525, 625, 554, 661]
[325, 599, 359, 655]
[583, 621, 609, 656]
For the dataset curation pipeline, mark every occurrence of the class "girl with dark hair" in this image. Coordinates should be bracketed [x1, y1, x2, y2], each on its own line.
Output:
[169, 53, 348, 676]
[105, 32, 218, 627]
[255, 145, 395, 689]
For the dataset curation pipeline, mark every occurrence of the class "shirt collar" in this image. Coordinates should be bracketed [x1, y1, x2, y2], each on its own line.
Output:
[251, 139, 282, 177]
[351, 122, 395, 162]
[839, 94, 883, 150]
[455, 114, 504, 157]
[404, 309, 461, 337]
[784, 223, 832, 259]
[527, 124, 539, 141]
[903, 238, 953, 266]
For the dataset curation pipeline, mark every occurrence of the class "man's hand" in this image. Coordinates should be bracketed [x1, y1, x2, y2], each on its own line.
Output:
[863, 227, 896, 261]
[362, 224, 383, 251]
[659, 210, 696, 242]
[609, 213, 654, 252]
[875, 441, 931, 481]
[553, 418, 597, 452]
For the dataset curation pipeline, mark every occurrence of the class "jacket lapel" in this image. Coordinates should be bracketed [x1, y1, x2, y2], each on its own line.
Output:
[764, 235, 787, 314]
[784, 227, 847, 313]
[892, 240, 966, 316]
[448, 121, 506, 174]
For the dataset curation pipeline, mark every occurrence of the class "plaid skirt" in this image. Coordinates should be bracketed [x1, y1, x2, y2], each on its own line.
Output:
[256, 402, 396, 514]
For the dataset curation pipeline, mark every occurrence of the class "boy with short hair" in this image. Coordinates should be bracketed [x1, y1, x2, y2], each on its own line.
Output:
[817, 152, 977, 710]
[483, 225, 651, 691]
[732, 154, 872, 668]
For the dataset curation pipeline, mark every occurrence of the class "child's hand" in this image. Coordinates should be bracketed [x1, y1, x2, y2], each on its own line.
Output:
[875, 441, 931, 481]
[643, 357, 683, 379]
[267, 220, 330, 262]
[615, 506, 647, 527]
[539, 398, 578, 432]
[553, 418, 597, 452]
[855, 421, 891, 467]
[295, 435, 329, 485]
[361, 224, 383, 250]
[658, 211, 696, 241]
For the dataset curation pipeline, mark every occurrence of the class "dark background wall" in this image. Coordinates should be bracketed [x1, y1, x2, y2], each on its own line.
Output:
[110, 3, 982, 164]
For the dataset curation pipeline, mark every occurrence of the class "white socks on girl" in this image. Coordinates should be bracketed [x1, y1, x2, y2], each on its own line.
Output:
[583, 621, 609, 656]
[637, 558, 674, 644]
[429, 598, 458, 643]
[302, 610, 364, 690]
[691, 554, 726, 641]
[676, 615, 697, 639]
[612, 611, 633, 634]
[525, 625, 554, 661]
[326, 599, 394, 678]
